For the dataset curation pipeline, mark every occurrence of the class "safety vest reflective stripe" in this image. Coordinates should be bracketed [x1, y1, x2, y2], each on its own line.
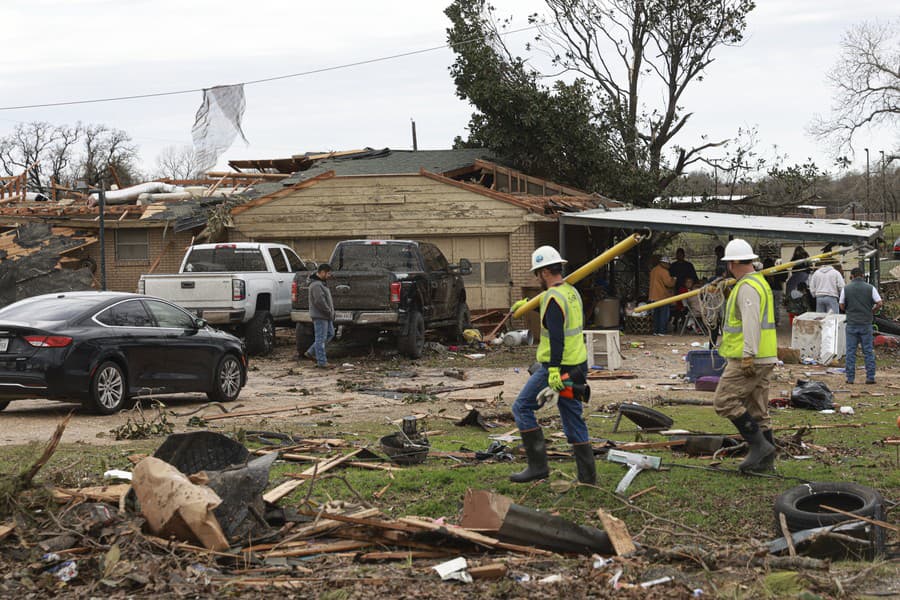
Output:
[719, 273, 777, 359]
[536, 283, 588, 365]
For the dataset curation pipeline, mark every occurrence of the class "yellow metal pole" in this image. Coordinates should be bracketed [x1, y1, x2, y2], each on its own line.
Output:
[632, 245, 857, 313]
[513, 232, 645, 318]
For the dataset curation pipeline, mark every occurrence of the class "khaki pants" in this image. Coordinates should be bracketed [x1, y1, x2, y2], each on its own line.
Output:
[713, 360, 774, 429]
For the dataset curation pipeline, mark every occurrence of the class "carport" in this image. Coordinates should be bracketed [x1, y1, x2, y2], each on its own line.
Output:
[558, 207, 884, 291]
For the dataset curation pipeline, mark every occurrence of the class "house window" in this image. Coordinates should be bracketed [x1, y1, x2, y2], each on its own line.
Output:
[116, 229, 149, 261]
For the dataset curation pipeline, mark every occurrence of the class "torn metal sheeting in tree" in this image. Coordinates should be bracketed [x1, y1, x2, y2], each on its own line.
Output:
[460, 489, 615, 556]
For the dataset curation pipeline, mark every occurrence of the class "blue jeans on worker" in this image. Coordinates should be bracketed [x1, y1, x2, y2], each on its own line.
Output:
[816, 296, 839, 314]
[307, 319, 335, 366]
[652, 305, 670, 334]
[512, 362, 589, 443]
[845, 323, 876, 383]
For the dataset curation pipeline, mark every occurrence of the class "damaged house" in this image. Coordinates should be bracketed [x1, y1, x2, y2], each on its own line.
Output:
[228, 148, 622, 310]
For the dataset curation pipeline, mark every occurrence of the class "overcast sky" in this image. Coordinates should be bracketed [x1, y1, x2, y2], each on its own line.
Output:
[1, 0, 896, 179]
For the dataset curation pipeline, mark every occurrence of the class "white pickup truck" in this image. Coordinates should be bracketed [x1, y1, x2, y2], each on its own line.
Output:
[138, 242, 314, 356]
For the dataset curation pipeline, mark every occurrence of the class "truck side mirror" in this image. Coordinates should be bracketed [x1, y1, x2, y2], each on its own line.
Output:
[193, 317, 208, 330]
[456, 258, 472, 276]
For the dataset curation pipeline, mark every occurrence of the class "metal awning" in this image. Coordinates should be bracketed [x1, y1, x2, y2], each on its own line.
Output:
[560, 207, 883, 244]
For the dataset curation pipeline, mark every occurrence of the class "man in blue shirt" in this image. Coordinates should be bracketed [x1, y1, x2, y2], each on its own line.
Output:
[839, 268, 882, 384]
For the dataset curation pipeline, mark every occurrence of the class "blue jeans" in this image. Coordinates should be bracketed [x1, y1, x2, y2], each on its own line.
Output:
[307, 319, 335, 366]
[845, 323, 876, 383]
[816, 296, 839, 314]
[512, 362, 589, 443]
[652, 305, 670, 334]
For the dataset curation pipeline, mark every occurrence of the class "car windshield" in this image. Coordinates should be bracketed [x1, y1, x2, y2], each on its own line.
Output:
[0, 295, 99, 323]
[335, 243, 419, 271]
[184, 247, 267, 272]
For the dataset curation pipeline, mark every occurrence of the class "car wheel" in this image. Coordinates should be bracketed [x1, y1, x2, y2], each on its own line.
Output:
[86, 361, 129, 415]
[295, 323, 314, 357]
[398, 309, 425, 358]
[245, 310, 275, 356]
[444, 301, 471, 342]
[0, 401, 9, 412]
[207, 354, 243, 403]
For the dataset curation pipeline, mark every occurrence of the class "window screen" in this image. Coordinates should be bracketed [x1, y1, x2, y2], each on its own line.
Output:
[484, 261, 509, 284]
[116, 229, 149, 261]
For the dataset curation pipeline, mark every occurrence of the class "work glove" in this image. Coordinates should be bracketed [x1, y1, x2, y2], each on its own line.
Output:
[547, 367, 566, 392]
[741, 356, 756, 378]
[510, 297, 529, 313]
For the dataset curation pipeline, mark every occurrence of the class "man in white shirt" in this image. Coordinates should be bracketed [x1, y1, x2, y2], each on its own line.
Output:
[808, 262, 844, 314]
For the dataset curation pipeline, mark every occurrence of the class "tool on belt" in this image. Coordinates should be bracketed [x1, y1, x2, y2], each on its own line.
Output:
[535, 370, 591, 408]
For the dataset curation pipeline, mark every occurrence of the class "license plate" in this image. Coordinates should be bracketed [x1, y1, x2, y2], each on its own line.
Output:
[334, 311, 353, 322]
[0, 338, 8, 352]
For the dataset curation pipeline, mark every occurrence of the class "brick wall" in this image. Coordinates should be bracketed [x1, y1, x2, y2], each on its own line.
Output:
[80, 227, 196, 292]
[510, 223, 537, 301]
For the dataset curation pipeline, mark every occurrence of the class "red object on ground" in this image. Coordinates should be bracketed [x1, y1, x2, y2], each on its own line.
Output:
[769, 397, 791, 408]
[874, 335, 899, 348]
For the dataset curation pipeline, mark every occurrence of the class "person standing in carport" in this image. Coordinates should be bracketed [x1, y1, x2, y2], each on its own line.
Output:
[714, 239, 777, 472]
[840, 268, 882, 385]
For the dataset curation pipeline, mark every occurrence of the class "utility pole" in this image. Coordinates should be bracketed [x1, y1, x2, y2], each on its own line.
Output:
[880, 150, 887, 220]
[865, 147, 870, 218]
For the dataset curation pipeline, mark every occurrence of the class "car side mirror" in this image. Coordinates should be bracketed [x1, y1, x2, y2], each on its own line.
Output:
[455, 258, 472, 276]
[194, 318, 207, 329]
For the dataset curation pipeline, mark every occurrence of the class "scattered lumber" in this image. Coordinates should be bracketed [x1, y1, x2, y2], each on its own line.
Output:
[596, 509, 637, 556]
[52, 483, 131, 504]
[263, 449, 363, 503]
[203, 401, 340, 421]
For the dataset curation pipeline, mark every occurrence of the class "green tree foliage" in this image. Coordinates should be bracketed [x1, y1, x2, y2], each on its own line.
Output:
[446, 1, 616, 192]
[446, 0, 755, 204]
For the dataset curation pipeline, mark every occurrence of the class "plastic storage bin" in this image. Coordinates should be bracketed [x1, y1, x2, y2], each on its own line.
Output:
[685, 349, 726, 382]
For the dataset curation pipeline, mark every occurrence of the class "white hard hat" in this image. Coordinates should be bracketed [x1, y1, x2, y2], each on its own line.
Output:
[531, 245, 567, 272]
[659, 256, 672, 265]
[722, 239, 758, 261]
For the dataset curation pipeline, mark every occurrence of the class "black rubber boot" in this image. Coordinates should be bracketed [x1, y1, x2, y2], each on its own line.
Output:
[750, 429, 777, 472]
[509, 428, 549, 483]
[572, 442, 596, 485]
[730, 412, 775, 472]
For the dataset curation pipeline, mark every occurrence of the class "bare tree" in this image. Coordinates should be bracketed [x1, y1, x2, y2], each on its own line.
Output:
[0, 122, 77, 191]
[534, 0, 755, 201]
[78, 124, 141, 187]
[153, 145, 203, 180]
[810, 19, 900, 161]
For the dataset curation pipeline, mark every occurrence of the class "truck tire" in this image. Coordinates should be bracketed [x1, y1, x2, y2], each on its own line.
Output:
[245, 311, 275, 356]
[296, 323, 314, 356]
[84, 360, 130, 415]
[774, 482, 884, 532]
[398, 309, 425, 359]
[207, 354, 244, 403]
[444, 301, 471, 342]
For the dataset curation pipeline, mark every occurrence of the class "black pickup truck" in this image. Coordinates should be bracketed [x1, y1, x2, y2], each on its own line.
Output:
[291, 240, 471, 358]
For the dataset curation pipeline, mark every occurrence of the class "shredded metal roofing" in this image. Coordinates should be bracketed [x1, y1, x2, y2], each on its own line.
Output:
[559, 207, 883, 244]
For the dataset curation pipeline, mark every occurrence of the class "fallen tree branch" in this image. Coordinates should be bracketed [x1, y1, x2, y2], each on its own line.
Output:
[18, 412, 73, 488]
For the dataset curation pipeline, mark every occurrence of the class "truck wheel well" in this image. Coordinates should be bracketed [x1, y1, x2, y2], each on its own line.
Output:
[255, 294, 271, 311]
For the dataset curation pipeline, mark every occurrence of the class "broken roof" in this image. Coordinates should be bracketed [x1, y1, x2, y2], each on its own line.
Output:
[559, 207, 883, 244]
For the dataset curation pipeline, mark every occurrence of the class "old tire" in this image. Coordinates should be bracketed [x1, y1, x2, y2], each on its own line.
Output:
[245, 311, 275, 356]
[398, 309, 425, 359]
[86, 361, 129, 415]
[207, 354, 243, 403]
[0, 401, 9, 412]
[295, 323, 314, 356]
[444, 301, 471, 342]
[774, 482, 884, 532]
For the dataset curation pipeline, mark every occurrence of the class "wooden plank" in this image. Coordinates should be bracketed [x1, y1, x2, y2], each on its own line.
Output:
[252, 507, 382, 546]
[820, 505, 900, 533]
[469, 563, 509, 580]
[262, 539, 370, 558]
[398, 516, 553, 556]
[263, 448, 363, 504]
[596, 509, 636, 556]
[202, 400, 339, 422]
[52, 483, 131, 503]
[294, 510, 414, 533]
[778, 513, 797, 557]
[358, 550, 453, 561]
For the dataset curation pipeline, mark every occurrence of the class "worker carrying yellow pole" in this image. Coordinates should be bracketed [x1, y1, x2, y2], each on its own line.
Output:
[633, 244, 858, 314]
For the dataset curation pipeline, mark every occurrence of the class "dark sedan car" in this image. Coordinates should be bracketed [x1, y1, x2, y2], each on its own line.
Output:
[0, 292, 247, 414]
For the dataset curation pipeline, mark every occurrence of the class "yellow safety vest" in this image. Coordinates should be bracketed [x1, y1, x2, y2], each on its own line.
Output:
[536, 283, 588, 365]
[719, 272, 777, 359]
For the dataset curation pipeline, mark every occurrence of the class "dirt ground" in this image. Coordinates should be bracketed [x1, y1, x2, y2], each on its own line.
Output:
[1, 327, 894, 445]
